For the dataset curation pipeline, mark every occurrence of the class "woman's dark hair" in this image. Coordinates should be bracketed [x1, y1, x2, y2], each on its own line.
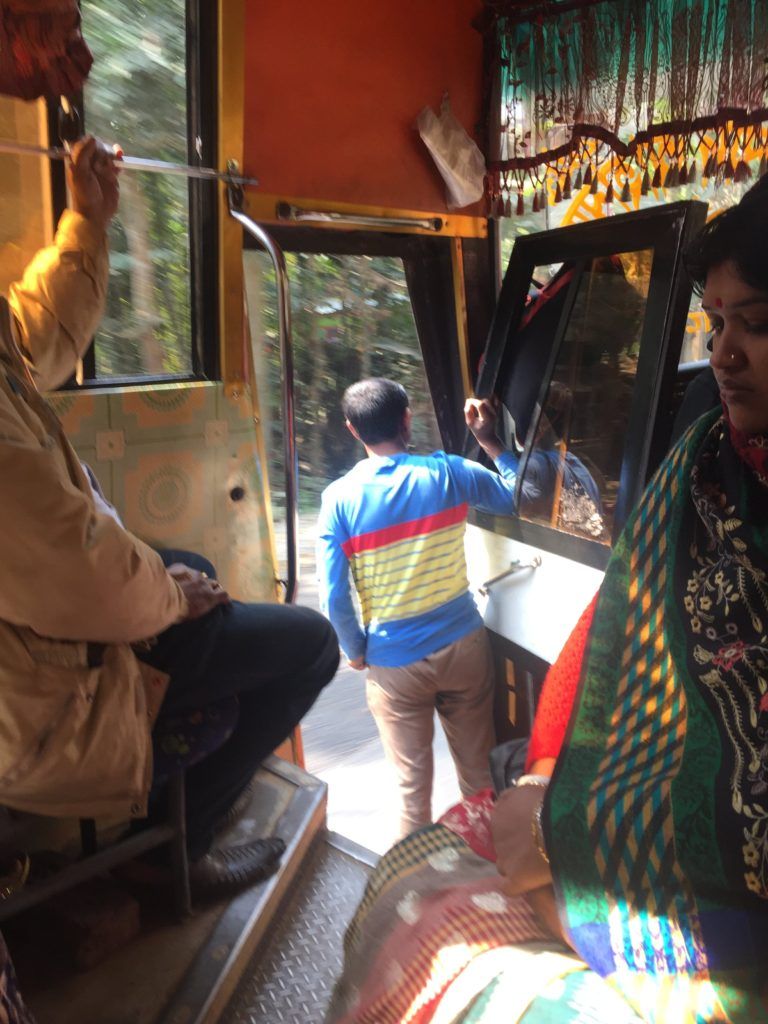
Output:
[342, 378, 409, 445]
[685, 174, 768, 296]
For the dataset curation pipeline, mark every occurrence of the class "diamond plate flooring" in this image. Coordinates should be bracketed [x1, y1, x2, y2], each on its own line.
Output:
[222, 839, 371, 1024]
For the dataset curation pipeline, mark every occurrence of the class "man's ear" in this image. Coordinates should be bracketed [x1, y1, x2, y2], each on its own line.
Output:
[346, 419, 362, 443]
[402, 408, 413, 440]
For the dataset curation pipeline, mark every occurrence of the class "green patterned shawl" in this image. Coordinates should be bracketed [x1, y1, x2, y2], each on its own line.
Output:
[546, 412, 768, 1024]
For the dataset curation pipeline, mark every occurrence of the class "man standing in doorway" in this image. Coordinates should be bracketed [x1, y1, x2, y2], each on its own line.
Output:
[317, 378, 518, 837]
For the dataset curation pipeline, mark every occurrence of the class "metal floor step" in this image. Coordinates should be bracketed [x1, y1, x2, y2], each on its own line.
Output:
[221, 834, 375, 1024]
[20, 757, 330, 1024]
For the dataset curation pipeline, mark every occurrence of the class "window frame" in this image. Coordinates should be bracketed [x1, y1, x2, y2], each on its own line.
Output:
[55, 0, 219, 388]
[471, 200, 708, 570]
[244, 225, 467, 454]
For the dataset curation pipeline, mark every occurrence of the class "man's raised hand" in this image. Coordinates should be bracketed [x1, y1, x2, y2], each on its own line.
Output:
[68, 135, 121, 231]
[464, 396, 503, 459]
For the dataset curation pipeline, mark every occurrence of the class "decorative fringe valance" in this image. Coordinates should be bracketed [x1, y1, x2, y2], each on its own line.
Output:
[481, 0, 768, 216]
[0, 0, 92, 101]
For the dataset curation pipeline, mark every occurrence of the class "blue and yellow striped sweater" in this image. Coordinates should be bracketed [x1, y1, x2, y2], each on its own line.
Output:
[317, 450, 518, 667]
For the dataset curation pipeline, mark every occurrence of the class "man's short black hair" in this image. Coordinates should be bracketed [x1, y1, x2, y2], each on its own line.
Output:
[686, 174, 768, 296]
[342, 378, 409, 445]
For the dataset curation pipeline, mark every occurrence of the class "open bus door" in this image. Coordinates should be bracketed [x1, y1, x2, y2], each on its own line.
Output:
[462, 201, 707, 739]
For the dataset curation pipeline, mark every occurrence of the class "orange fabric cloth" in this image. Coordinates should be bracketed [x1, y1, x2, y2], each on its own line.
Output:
[525, 594, 598, 770]
[0, 0, 92, 100]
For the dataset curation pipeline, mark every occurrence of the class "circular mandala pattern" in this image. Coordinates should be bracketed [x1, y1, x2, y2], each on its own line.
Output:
[138, 465, 191, 525]
[139, 389, 191, 414]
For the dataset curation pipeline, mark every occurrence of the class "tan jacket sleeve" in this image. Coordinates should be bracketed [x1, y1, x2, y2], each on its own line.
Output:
[6, 210, 108, 392]
[0, 423, 188, 644]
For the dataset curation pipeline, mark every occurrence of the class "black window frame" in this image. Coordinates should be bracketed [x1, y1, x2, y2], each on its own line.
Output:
[243, 225, 467, 454]
[54, 0, 219, 388]
[469, 200, 708, 570]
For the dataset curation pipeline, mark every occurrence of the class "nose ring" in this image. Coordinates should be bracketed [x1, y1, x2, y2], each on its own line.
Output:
[730, 352, 736, 362]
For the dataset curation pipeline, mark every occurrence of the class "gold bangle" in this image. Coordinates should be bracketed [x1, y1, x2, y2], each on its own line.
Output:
[531, 800, 550, 864]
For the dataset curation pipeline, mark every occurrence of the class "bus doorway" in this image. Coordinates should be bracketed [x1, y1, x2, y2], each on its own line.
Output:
[243, 243, 464, 853]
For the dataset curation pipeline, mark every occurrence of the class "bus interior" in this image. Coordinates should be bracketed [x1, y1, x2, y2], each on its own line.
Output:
[0, 0, 763, 1021]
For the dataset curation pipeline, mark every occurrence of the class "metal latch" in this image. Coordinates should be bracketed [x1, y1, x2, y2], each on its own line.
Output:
[478, 556, 542, 596]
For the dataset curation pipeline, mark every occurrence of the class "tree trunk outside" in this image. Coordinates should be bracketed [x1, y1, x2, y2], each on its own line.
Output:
[119, 175, 165, 375]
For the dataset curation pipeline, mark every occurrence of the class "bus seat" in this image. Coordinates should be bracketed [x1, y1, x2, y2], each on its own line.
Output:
[0, 695, 240, 927]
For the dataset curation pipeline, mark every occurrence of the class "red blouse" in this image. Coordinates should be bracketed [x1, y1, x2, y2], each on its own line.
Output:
[525, 594, 598, 771]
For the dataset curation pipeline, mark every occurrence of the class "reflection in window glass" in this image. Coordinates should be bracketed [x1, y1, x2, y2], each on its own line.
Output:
[243, 251, 442, 525]
[498, 181, 752, 369]
[680, 291, 710, 363]
[529, 262, 563, 293]
[82, 0, 192, 378]
[517, 250, 653, 543]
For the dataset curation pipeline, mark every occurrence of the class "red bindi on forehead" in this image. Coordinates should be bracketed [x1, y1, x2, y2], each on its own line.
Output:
[715, 297, 723, 307]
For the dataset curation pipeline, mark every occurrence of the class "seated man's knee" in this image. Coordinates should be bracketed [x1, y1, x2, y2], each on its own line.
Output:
[294, 606, 339, 684]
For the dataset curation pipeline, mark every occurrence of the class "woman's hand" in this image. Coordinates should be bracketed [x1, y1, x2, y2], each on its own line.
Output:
[490, 784, 551, 897]
[527, 885, 567, 943]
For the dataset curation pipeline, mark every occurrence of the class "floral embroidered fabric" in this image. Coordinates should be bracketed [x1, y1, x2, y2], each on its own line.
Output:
[684, 417, 768, 901]
[438, 789, 497, 862]
[724, 406, 768, 489]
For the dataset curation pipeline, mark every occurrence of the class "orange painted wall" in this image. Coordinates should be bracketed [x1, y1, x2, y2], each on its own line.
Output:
[242, 0, 485, 214]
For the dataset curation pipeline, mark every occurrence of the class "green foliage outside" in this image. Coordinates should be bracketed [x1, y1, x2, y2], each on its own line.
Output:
[82, 0, 192, 378]
[246, 251, 443, 515]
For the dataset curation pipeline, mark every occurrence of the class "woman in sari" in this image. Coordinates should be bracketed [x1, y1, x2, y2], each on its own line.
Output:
[325, 180, 768, 1024]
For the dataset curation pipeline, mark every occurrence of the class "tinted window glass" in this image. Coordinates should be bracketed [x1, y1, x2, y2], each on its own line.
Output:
[513, 250, 653, 542]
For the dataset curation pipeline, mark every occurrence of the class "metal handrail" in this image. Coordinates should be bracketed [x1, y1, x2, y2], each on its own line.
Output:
[478, 556, 542, 596]
[228, 190, 298, 604]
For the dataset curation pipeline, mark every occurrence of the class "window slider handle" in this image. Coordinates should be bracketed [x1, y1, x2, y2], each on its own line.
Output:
[0, 138, 258, 187]
[478, 556, 542, 596]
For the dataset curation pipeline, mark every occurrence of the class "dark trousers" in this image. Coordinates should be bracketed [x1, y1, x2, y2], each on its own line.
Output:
[137, 551, 339, 860]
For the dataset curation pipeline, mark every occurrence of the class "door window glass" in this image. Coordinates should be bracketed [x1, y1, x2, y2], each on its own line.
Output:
[515, 250, 653, 543]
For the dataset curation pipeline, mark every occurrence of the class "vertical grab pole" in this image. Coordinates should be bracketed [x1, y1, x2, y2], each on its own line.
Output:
[227, 188, 298, 604]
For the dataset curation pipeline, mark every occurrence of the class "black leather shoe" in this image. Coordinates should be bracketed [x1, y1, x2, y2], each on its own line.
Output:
[188, 837, 285, 900]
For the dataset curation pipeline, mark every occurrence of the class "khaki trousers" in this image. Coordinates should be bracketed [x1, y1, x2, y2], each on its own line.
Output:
[366, 626, 496, 838]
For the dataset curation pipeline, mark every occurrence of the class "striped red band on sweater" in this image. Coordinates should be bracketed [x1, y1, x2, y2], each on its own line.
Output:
[341, 502, 468, 558]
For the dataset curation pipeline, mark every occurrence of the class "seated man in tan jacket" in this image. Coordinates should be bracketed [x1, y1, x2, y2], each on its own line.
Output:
[0, 137, 339, 897]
